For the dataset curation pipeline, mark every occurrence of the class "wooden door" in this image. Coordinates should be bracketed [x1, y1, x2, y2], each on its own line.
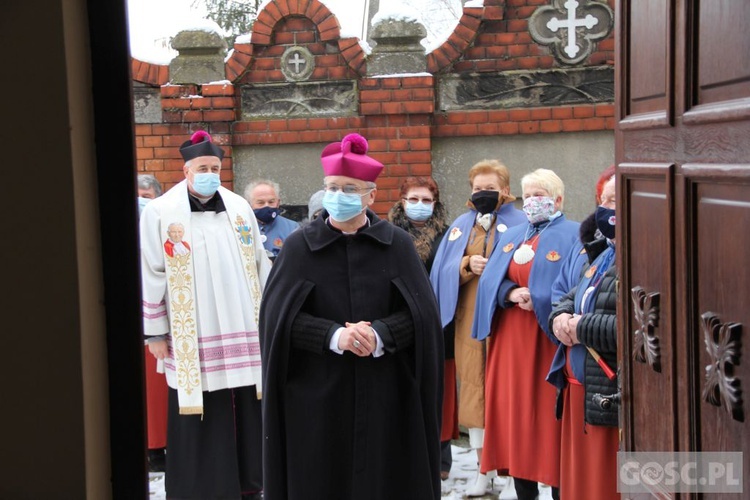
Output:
[617, 1, 750, 498]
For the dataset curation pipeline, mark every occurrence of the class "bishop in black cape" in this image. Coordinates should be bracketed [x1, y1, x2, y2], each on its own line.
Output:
[259, 209, 443, 500]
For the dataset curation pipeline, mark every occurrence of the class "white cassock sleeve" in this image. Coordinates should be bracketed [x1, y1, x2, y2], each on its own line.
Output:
[139, 202, 170, 337]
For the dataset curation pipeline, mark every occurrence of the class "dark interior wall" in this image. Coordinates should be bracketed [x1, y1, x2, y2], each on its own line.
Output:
[1, 1, 88, 497]
[1, 0, 145, 498]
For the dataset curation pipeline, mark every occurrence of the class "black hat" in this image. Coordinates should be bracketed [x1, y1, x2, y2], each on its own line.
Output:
[180, 130, 225, 161]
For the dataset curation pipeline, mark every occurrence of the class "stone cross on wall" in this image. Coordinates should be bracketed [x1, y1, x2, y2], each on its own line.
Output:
[280, 46, 315, 81]
[529, 0, 613, 66]
[289, 52, 306, 73]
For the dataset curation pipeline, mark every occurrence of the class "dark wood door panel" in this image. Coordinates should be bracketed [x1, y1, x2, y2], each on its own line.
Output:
[620, 121, 750, 163]
[617, 2, 750, 497]
[684, 166, 750, 497]
[695, 1, 750, 105]
[619, 0, 674, 128]
[618, 164, 677, 453]
[683, 1, 750, 125]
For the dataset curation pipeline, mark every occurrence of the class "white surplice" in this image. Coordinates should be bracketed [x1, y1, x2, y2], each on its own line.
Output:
[140, 181, 271, 410]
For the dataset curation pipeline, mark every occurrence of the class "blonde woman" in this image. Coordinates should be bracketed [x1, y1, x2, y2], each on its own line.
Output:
[472, 169, 580, 500]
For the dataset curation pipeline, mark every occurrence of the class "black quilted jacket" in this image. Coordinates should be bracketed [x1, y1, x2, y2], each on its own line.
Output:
[550, 238, 619, 427]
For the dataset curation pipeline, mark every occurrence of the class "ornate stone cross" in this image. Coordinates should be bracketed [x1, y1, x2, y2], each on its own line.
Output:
[529, 0, 613, 65]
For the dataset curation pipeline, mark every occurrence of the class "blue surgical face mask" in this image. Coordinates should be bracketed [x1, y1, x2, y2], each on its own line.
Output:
[322, 191, 366, 222]
[595, 206, 616, 239]
[404, 200, 434, 222]
[137, 197, 152, 215]
[253, 206, 278, 224]
[192, 172, 221, 197]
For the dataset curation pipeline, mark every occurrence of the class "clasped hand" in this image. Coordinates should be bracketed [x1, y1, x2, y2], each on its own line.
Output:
[552, 313, 581, 346]
[508, 286, 534, 311]
[339, 321, 376, 357]
[469, 255, 488, 275]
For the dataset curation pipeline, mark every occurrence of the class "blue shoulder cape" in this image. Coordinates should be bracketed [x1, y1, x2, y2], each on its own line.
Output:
[471, 215, 580, 341]
[429, 204, 526, 328]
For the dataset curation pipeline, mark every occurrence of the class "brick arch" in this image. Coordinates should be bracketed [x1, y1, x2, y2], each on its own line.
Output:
[426, 0, 505, 74]
[131, 58, 169, 86]
[225, 0, 367, 80]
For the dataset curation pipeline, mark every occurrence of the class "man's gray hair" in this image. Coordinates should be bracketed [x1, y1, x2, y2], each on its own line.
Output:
[244, 179, 281, 203]
[137, 174, 163, 196]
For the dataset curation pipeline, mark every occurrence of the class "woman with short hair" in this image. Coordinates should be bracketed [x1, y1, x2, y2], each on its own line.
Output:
[430, 160, 526, 494]
[472, 168, 581, 500]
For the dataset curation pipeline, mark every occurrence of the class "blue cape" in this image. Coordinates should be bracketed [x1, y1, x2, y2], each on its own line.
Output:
[471, 215, 580, 341]
[429, 204, 526, 328]
[260, 215, 300, 256]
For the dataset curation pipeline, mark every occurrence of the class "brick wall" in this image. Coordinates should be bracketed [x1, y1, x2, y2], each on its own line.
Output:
[132, 0, 616, 214]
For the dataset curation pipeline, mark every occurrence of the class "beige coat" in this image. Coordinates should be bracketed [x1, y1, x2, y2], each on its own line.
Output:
[454, 221, 497, 429]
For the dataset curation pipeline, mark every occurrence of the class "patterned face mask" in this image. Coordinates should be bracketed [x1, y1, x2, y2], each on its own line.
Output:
[595, 206, 616, 239]
[522, 196, 556, 224]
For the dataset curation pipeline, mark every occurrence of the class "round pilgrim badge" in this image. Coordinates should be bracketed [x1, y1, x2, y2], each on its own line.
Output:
[546, 250, 561, 262]
[497, 223, 508, 233]
[260, 234, 268, 243]
[503, 243, 515, 253]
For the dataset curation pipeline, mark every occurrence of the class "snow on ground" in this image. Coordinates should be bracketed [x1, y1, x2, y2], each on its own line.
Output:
[148, 439, 555, 499]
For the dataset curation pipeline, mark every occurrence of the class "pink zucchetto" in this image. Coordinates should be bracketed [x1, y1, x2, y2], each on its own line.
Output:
[320, 133, 384, 182]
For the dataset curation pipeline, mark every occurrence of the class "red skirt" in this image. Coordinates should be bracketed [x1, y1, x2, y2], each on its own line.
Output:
[560, 381, 619, 499]
[482, 308, 561, 486]
[441, 359, 459, 442]
[144, 346, 168, 449]
[481, 246, 561, 486]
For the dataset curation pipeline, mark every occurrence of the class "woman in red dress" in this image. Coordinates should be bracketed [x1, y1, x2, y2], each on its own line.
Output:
[472, 169, 581, 500]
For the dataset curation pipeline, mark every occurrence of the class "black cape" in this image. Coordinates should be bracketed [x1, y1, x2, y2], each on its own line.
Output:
[259, 210, 443, 500]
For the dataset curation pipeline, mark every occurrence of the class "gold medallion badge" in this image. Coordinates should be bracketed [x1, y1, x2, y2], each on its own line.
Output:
[546, 251, 561, 262]
[503, 243, 515, 253]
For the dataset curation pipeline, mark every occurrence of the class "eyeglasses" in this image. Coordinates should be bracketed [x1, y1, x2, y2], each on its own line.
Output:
[404, 197, 434, 204]
[323, 183, 371, 195]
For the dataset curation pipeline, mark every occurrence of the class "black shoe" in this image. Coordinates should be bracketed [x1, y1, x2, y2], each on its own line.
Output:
[241, 492, 262, 500]
[148, 447, 166, 473]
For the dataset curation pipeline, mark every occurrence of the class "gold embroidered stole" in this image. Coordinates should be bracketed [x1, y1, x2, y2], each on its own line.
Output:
[224, 193, 265, 399]
[160, 203, 203, 415]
